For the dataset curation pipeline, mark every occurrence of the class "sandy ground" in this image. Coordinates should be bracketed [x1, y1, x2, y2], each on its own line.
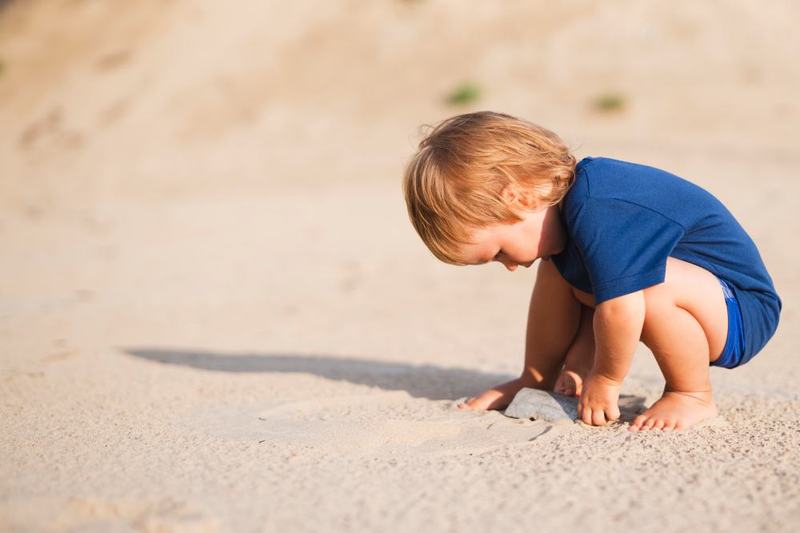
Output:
[1, 1, 800, 531]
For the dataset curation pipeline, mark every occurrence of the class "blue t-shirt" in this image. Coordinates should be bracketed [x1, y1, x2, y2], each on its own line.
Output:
[551, 156, 781, 358]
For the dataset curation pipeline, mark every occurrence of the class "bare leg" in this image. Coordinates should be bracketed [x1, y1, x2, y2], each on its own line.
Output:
[459, 259, 582, 410]
[554, 305, 595, 396]
[630, 258, 728, 431]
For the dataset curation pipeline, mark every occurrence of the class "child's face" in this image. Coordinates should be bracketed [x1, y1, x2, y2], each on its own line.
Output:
[458, 203, 566, 271]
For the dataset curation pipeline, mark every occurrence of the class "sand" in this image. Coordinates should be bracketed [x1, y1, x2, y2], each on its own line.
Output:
[1, 1, 799, 531]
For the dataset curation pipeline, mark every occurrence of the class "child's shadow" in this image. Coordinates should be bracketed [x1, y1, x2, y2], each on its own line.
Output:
[124, 348, 650, 413]
[124, 347, 514, 401]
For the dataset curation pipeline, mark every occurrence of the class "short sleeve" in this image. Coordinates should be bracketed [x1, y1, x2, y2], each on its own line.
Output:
[572, 198, 685, 304]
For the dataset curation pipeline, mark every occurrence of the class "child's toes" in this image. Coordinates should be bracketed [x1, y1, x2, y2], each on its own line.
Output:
[653, 419, 666, 430]
[642, 418, 657, 430]
[629, 415, 646, 431]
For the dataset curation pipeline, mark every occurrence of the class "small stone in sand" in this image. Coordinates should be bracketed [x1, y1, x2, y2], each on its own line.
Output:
[503, 388, 578, 422]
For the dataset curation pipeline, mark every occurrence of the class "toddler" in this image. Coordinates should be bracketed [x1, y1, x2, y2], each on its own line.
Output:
[402, 111, 781, 430]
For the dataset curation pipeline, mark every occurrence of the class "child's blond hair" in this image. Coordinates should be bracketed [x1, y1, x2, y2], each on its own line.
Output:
[402, 111, 576, 264]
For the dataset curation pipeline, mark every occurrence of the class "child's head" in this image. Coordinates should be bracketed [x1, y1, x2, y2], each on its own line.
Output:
[402, 111, 576, 265]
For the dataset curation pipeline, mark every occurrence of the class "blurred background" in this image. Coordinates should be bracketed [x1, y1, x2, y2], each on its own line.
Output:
[2, 1, 799, 531]
[1, 0, 796, 357]
[2, 0, 798, 207]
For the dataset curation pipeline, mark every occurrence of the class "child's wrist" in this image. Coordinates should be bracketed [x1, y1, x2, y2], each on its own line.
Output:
[587, 369, 624, 388]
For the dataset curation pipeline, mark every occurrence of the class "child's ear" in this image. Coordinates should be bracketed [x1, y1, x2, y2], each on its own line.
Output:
[501, 183, 537, 209]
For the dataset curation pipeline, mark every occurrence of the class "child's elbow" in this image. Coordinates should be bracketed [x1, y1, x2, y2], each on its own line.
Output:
[595, 291, 646, 321]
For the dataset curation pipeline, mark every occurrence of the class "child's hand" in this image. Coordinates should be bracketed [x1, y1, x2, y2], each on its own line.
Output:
[577, 373, 622, 426]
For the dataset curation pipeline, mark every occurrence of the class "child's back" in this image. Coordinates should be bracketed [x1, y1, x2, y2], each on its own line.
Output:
[553, 156, 781, 364]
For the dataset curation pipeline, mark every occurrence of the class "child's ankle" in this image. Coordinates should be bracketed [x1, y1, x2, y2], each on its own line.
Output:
[519, 370, 552, 390]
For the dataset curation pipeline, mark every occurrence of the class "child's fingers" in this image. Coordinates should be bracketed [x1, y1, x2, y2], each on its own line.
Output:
[592, 409, 607, 426]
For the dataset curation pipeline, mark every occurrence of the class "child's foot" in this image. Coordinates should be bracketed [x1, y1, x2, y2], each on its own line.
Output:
[457, 376, 532, 411]
[629, 390, 717, 431]
[553, 351, 593, 397]
[554, 369, 584, 397]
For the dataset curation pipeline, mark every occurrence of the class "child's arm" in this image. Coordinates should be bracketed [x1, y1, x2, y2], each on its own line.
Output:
[578, 290, 646, 426]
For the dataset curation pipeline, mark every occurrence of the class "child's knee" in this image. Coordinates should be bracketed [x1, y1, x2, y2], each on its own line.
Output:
[537, 258, 571, 289]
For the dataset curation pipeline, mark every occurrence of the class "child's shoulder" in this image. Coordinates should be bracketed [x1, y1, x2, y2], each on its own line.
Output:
[570, 156, 708, 204]
[563, 156, 628, 216]
[572, 156, 643, 198]
[576, 156, 684, 186]
[562, 156, 722, 227]
[574, 155, 627, 174]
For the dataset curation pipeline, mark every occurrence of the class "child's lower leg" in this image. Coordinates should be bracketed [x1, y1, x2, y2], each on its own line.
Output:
[458, 259, 582, 410]
[554, 305, 595, 396]
[630, 270, 722, 430]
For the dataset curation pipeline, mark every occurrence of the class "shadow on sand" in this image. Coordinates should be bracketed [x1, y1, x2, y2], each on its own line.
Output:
[124, 347, 515, 401]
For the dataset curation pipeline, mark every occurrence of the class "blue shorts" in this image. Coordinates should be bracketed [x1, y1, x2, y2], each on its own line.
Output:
[711, 278, 749, 368]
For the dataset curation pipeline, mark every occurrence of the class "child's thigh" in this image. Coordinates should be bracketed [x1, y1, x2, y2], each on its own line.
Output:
[643, 257, 728, 362]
